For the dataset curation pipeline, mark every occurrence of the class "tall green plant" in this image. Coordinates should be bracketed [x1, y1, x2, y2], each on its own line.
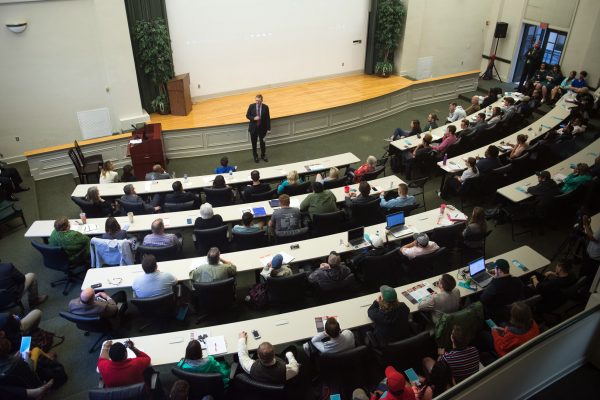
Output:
[133, 18, 174, 112]
[374, 0, 406, 75]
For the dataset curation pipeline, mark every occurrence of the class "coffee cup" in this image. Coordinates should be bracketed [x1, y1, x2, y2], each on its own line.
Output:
[127, 212, 134, 223]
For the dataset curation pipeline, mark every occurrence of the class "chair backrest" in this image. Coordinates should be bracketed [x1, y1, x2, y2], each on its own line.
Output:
[231, 230, 268, 251]
[361, 165, 385, 181]
[405, 247, 449, 280]
[434, 301, 484, 349]
[68, 148, 83, 173]
[203, 187, 234, 207]
[117, 199, 151, 216]
[432, 222, 466, 250]
[383, 203, 420, 217]
[348, 197, 384, 227]
[281, 181, 311, 196]
[193, 225, 229, 256]
[249, 188, 277, 202]
[164, 201, 196, 212]
[314, 273, 358, 303]
[379, 331, 436, 373]
[130, 292, 175, 318]
[59, 311, 111, 334]
[88, 382, 146, 400]
[233, 373, 285, 400]
[311, 210, 346, 237]
[31, 241, 71, 272]
[445, 137, 464, 158]
[266, 273, 307, 305]
[322, 176, 348, 190]
[191, 277, 236, 314]
[137, 243, 180, 262]
[361, 249, 402, 290]
[318, 346, 369, 398]
[274, 226, 309, 244]
[71, 196, 110, 218]
[74, 140, 85, 164]
[171, 368, 225, 400]
[408, 176, 429, 191]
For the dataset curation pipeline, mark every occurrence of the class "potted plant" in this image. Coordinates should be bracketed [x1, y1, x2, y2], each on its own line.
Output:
[133, 18, 174, 114]
[374, 0, 406, 77]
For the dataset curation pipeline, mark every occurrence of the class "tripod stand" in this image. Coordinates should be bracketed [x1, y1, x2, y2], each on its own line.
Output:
[481, 37, 503, 82]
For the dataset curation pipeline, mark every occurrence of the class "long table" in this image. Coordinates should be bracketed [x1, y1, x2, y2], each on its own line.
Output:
[497, 137, 600, 203]
[103, 245, 548, 366]
[81, 206, 468, 289]
[26, 175, 401, 239]
[438, 94, 574, 174]
[71, 153, 360, 198]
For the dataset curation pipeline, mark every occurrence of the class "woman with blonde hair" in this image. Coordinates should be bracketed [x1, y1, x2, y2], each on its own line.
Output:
[507, 134, 529, 159]
[99, 161, 118, 183]
[316, 166, 341, 184]
[277, 170, 303, 194]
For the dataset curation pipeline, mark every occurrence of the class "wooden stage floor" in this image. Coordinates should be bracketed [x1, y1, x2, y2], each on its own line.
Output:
[149, 74, 413, 131]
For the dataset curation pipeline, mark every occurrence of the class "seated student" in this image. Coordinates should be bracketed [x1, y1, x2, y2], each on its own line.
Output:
[446, 102, 466, 123]
[277, 170, 303, 194]
[299, 181, 337, 218]
[458, 119, 474, 137]
[465, 96, 481, 116]
[399, 233, 440, 259]
[352, 366, 416, 400]
[132, 254, 177, 298]
[506, 134, 529, 160]
[120, 184, 161, 213]
[567, 88, 595, 122]
[144, 164, 171, 181]
[439, 157, 479, 200]
[0, 261, 47, 316]
[142, 218, 181, 248]
[102, 217, 128, 240]
[490, 302, 539, 357]
[351, 156, 377, 183]
[418, 274, 460, 323]
[379, 183, 416, 210]
[499, 97, 517, 122]
[0, 333, 50, 395]
[177, 339, 231, 387]
[232, 212, 264, 234]
[345, 181, 377, 207]
[48, 216, 90, 263]
[539, 64, 563, 101]
[403, 133, 434, 179]
[98, 340, 151, 388]
[431, 125, 458, 155]
[303, 317, 355, 356]
[561, 163, 592, 193]
[367, 285, 411, 346]
[527, 170, 561, 198]
[462, 207, 487, 249]
[269, 194, 302, 234]
[237, 332, 299, 384]
[568, 70, 588, 93]
[471, 112, 488, 131]
[555, 115, 586, 139]
[307, 251, 351, 291]
[475, 146, 501, 174]
[529, 62, 548, 92]
[259, 254, 292, 280]
[189, 247, 236, 283]
[423, 113, 439, 131]
[194, 203, 224, 230]
[214, 156, 236, 174]
[164, 181, 200, 208]
[590, 155, 600, 178]
[550, 70, 576, 103]
[481, 87, 501, 108]
[486, 106, 503, 125]
[84, 186, 113, 217]
[410, 360, 452, 400]
[529, 259, 576, 310]
[99, 161, 118, 184]
[480, 259, 524, 322]
[392, 119, 422, 140]
[120, 164, 137, 182]
[242, 170, 271, 201]
[316, 166, 342, 184]
[423, 325, 480, 384]
[68, 287, 127, 319]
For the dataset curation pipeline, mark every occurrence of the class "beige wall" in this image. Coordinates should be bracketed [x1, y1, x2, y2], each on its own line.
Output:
[0, 0, 145, 163]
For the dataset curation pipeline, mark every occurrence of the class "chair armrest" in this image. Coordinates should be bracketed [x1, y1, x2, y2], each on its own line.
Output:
[150, 372, 159, 389]
[229, 361, 239, 380]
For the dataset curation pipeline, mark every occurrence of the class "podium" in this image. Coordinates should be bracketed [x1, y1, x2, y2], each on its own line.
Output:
[128, 123, 166, 181]
[167, 73, 192, 116]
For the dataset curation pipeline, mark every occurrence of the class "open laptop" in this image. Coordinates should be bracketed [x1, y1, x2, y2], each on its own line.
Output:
[468, 257, 493, 288]
[386, 211, 413, 238]
[347, 227, 367, 247]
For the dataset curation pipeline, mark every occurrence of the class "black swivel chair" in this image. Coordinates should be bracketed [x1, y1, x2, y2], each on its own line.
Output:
[117, 199, 152, 216]
[163, 200, 196, 212]
[431, 222, 466, 253]
[318, 346, 369, 399]
[191, 277, 236, 322]
[360, 165, 386, 181]
[231, 230, 268, 251]
[249, 188, 277, 202]
[171, 368, 227, 400]
[71, 196, 112, 218]
[371, 332, 437, 372]
[59, 311, 113, 353]
[31, 241, 85, 295]
[88, 382, 146, 400]
[311, 210, 346, 237]
[313, 273, 359, 303]
[266, 273, 308, 308]
[130, 292, 176, 332]
[136, 242, 181, 262]
[347, 197, 384, 227]
[193, 225, 229, 256]
[358, 249, 403, 290]
[322, 176, 348, 189]
[204, 187, 234, 207]
[407, 177, 429, 210]
[274, 227, 310, 245]
[232, 373, 285, 400]
[281, 181, 311, 196]
[403, 247, 450, 280]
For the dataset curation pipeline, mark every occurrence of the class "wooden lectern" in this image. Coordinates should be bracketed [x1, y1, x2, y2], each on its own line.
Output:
[167, 73, 192, 116]
[128, 123, 166, 181]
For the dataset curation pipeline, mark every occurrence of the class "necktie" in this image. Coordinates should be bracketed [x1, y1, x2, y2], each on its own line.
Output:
[256, 105, 261, 127]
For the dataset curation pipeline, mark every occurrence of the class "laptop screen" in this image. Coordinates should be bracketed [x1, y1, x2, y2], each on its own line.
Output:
[347, 227, 364, 242]
[386, 212, 405, 228]
[469, 257, 486, 276]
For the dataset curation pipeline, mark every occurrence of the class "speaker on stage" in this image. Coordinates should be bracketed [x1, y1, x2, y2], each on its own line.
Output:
[494, 22, 508, 38]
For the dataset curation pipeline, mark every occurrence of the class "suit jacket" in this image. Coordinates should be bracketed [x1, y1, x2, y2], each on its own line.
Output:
[164, 191, 200, 208]
[246, 103, 271, 135]
[145, 171, 171, 181]
[120, 194, 154, 212]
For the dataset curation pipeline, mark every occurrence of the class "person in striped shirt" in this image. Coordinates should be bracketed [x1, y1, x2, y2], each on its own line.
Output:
[423, 325, 479, 384]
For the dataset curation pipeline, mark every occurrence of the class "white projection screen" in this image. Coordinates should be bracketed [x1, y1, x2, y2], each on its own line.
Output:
[165, 0, 370, 97]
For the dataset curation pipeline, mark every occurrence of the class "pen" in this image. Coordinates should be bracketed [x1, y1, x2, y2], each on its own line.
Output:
[276, 322, 289, 326]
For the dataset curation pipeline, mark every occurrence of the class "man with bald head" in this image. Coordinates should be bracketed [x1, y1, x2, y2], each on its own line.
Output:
[68, 287, 127, 318]
[189, 247, 237, 283]
[142, 218, 181, 248]
[144, 164, 171, 181]
[237, 331, 299, 384]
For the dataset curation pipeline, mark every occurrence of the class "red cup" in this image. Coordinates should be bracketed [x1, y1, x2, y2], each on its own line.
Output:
[440, 204, 446, 214]
[344, 186, 350, 193]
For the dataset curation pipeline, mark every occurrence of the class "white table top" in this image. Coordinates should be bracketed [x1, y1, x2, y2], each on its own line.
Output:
[390, 94, 521, 152]
[438, 94, 574, 173]
[497, 137, 600, 203]
[104, 245, 548, 366]
[71, 153, 360, 198]
[26, 175, 401, 238]
[81, 206, 468, 289]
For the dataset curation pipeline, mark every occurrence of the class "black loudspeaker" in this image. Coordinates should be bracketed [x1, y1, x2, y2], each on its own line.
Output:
[494, 22, 508, 38]
[364, 0, 379, 74]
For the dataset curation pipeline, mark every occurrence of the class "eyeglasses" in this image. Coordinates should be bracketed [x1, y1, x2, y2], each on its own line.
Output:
[107, 277, 122, 286]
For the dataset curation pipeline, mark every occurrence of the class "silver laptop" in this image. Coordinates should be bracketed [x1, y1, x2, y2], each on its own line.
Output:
[468, 257, 493, 288]
[386, 212, 413, 238]
[348, 227, 367, 247]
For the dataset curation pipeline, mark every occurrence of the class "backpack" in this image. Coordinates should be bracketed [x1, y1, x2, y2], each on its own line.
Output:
[31, 328, 65, 353]
[36, 355, 68, 388]
[247, 282, 268, 309]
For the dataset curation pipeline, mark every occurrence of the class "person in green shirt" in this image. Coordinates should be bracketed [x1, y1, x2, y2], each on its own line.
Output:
[299, 181, 338, 218]
[561, 163, 593, 193]
[176, 339, 231, 387]
[48, 216, 90, 263]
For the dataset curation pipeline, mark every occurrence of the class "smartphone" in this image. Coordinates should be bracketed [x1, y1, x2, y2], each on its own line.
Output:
[404, 368, 420, 386]
[485, 319, 497, 328]
[315, 317, 324, 333]
[330, 395, 341, 400]
[290, 244, 300, 250]
[91, 283, 102, 289]
[252, 330, 261, 340]
[19, 336, 31, 360]
[426, 287, 435, 294]
[186, 217, 192, 224]
[371, 186, 378, 192]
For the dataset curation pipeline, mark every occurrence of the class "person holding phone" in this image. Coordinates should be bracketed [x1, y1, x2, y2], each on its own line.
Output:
[98, 339, 151, 388]
[417, 274, 460, 323]
[489, 301, 539, 357]
[302, 317, 355, 356]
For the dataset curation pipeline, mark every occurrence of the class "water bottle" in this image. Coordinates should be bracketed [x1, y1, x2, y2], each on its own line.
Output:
[443, 153, 448, 166]
[183, 173, 188, 183]
[172, 171, 176, 179]
[429, 126, 432, 134]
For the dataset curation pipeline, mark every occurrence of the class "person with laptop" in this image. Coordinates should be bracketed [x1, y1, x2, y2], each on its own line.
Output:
[268, 194, 302, 234]
[399, 233, 440, 259]
[385, 212, 413, 239]
[418, 274, 461, 323]
[379, 183, 416, 210]
[480, 259, 525, 322]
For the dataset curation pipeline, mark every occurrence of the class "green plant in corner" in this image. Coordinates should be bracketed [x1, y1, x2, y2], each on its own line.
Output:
[374, 0, 406, 77]
[133, 18, 174, 113]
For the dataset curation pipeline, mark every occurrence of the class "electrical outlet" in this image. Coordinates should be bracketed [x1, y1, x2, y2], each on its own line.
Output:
[15, 137, 19, 141]
[342, 62, 344, 67]
[197, 84, 201, 89]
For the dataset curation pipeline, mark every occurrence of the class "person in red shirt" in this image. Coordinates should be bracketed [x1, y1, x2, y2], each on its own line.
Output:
[352, 155, 377, 183]
[491, 301, 539, 357]
[98, 340, 151, 388]
[352, 366, 416, 400]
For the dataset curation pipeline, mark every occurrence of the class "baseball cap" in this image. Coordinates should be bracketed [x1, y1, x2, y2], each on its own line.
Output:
[536, 171, 550, 180]
[271, 254, 283, 269]
[385, 366, 406, 393]
[414, 232, 429, 247]
[380, 285, 397, 302]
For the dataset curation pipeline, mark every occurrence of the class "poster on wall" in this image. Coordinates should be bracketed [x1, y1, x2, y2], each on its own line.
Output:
[416, 56, 433, 80]
[77, 108, 113, 140]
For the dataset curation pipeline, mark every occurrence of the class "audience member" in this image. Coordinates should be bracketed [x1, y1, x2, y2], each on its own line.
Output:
[142, 218, 181, 248]
[480, 259, 524, 322]
[351, 155, 378, 183]
[400, 233, 439, 259]
[84, 186, 113, 217]
[345, 181, 377, 207]
[506, 134, 529, 160]
[277, 170, 303, 194]
[527, 170, 561, 199]
[99, 161, 118, 184]
[169, 380, 190, 400]
[446, 102, 466, 123]
[316, 166, 341, 184]
[237, 332, 299, 383]
[423, 113, 439, 131]
[132, 254, 177, 298]
[214, 156, 236, 174]
[194, 203, 224, 230]
[418, 274, 460, 323]
[176, 339, 230, 387]
[582, 215, 600, 277]
[410, 359, 452, 400]
[475, 146, 501, 174]
[529, 62, 548, 91]
[352, 366, 416, 400]
[486, 106, 503, 125]
[98, 340, 150, 388]
[568, 70, 587, 92]
[303, 317, 355, 355]
[102, 217, 128, 240]
[439, 157, 479, 200]
[0, 163, 29, 195]
[555, 115, 586, 139]
[379, 183, 416, 210]
[269, 194, 302, 234]
[0, 262, 47, 311]
[120, 184, 161, 212]
[392, 119, 422, 140]
[471, 112, 488, 130]
[458, 119, 473, 137]
[0, 332, 48, 394]
[561, 163, 592, 193]
[481, 87, 502, 108]
[462, 207, 487, 249]
[499, 97, 517, 122]
[490, 301, 539, 357]
[164, 181, 200, 209]
[307, 251, 352, 291]
[242, 170, 271, 201]
[48, 216, 90, 263]
[403, 133, 433, 179]
[300, 181, 337, 218]
[431, 125, 458, 155]
[232, 211, 264, 234]
[189, 247, 236, 283]
[260, 254, 292, 280]
[537, 64, 562, 101]
[68, 287, 126, 319]
[367, 285, 411, 346]
[464, 96, 481, 115]
[550, 70, 576, 103]
[120, 164, 136, 182]
[145, 164, 171, 181]
[529, 259, 576, 309]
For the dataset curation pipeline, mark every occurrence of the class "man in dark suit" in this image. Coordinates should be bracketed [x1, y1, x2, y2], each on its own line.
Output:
[517, 41, 543, 91]
[164, 181, 200, 209]
[144, 164, 171, 181]
[246, 94, 271, 163]
[120, 184, 160, 213]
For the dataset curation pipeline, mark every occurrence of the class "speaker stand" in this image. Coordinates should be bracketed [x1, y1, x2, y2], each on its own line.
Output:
[480, 37, 503, 82]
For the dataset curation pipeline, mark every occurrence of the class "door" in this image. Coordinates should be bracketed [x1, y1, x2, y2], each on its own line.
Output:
[511, 24, 567, 83]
